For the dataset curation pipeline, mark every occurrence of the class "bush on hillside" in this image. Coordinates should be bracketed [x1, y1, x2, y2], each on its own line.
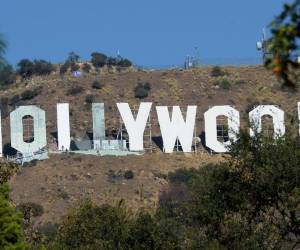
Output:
[158, 132, 300, 249]
[21, 87, 41, 100]
[60, 62, 70, 75]
[214, 78, 231, 90]
[33, 59, 55, 75]
[47, 200, 180, 249]
[67, 51, 80, 63]
[17, 59, 55, 78]
[0, 64, 16, 86]
[92, 80, 104, 89]
[16, 202, 44, 222]
[210, 66, 227, 77]
[82, 63, 91, 73]
[91, 52, 107, 68]
[0, 162, 19, 185]
[118, 58, 132, 67]
[17, 59, 35, 78]
[134, 82, 151, 99]
[0, 184, 27, 249]
[9, 94, 21, 106]
[66, 86, 84, 96]
[107, 57, 118, 67]
[124, 170, 134, 180]
[85, 94, 94, 104]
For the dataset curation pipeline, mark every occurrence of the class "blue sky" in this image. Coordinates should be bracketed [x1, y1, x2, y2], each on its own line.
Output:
[0, 0, 288, 67]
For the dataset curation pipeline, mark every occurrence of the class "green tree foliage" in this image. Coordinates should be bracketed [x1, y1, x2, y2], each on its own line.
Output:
[67, 52, 80, 63]
[59, 62, 70, 75]
[118, 58, 132, 67]
[0, 184, 27, 250]
[210, 66, 227, 77]
[37, 132, 300, 249]
[17, 59, 54, 78]
[134, 82, 151, 99]
[47, 200, 180, 250]
[17, 59, 35, 78]
[0, 33, 7, 70]
[0, 162, 19, 185]
[33, 60, 55, 76]
[0, 65, 16, 87]
[0, 163, 27, 249]
[91, 52, 108, 68]
[158, 132, 300, 249]
[266, 0, 300, 87]
[21, 88, 41, 100]
[82, 63, 91, 73]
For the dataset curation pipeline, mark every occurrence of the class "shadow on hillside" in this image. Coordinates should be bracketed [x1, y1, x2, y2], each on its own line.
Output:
[199, 132, 213, 153]
[3, 143, 17, 157]
[152, 136, 164, 151]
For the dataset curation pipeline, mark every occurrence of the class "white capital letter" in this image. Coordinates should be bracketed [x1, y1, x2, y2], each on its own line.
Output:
[249, 105, 285, 138]
[156, 106, 197, 153]
[204, 106, 240, 153]
[57, 103, 70, 151]
[117, 102, 152, 151]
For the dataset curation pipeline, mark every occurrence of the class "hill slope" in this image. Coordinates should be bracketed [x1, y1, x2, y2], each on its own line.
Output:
[3, 65, 299, 227]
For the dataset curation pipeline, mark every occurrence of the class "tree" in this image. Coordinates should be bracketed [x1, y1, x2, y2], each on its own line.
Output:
[67, 52, 80, 63]
[17, 59, 35, 78]
[266, 0, 300, 88]
[48, 199, 181, 249]
[0, 184, 27, 250]
[0, 33, 7, 71]
[0, 64, 16, 87]
[33, 60, 55, 76]
[118, 58, 132, 67]
[158, 132, 300, 249]
[0, 162, 27, 250]
[91, 52, 107, 68]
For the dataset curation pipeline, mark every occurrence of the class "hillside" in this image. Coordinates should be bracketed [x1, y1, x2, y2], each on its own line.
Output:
[2, 65, 300, 228]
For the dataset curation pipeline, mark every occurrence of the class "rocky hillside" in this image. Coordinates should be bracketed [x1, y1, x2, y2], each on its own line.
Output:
[2, 65, 299, 228]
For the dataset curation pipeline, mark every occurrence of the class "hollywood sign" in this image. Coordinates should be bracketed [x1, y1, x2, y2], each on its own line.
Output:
[0, 102, 298, 161]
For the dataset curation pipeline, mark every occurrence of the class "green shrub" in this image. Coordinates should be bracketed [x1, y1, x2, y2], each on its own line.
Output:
[67, 51, 80, 63]
[235, 79, 246, 85]
[210, 66, 227, 77]
[107, 57, 118, 67]
[118, 58, 132, 67]
[134, 82, 151, 99]
[91, 52, 107, 68]
[50, 200, 180, 249]
[33, 59, 55, 75]
[158, 132, 300, 249]
[0, 162, 19, 185]
[17, 59, 55, 77]
[60, 62, 69, 75]
[16, 202, 44, 218]
[17, 59, 35, 78]
[37, 222, 59, 242]
[0, 184, 27, 249]
[9, 94, 20, 106]
[124, 170, 134, 180]
[85, 94, 94, 104]
[92, 80, 104, 89]
[0, 64, 16, 86]
[214, 78, 231, 90]
[82, 63, 91, 73]
[66, 86, 84, 96]
[57, 189, 70, 200]
[168, 168, 198, 184]
[21, 87, 41, 100]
